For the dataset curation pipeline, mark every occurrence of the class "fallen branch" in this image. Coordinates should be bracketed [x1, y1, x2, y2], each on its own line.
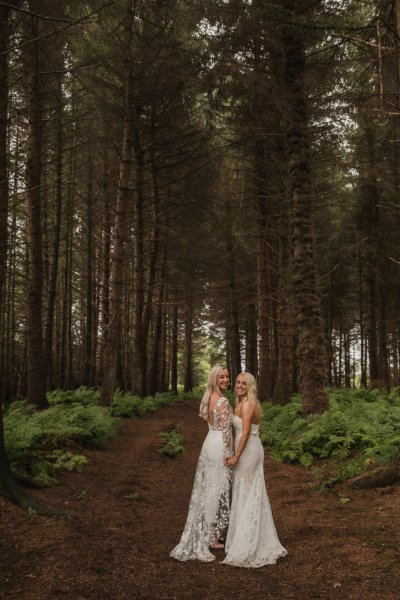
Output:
[350, 453, 400, 489]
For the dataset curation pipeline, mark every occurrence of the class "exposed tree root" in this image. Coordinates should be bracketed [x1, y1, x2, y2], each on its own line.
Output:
[350, 454, 400, 489]
[0, 474, 68, 518]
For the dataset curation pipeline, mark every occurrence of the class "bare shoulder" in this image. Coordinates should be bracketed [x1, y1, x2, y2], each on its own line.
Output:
[241, 400, 256, 414]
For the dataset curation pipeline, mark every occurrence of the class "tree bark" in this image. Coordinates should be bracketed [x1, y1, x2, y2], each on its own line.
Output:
[0, 0, 20, 499]
[350, 452, 400, 489]
[147, 251, 166, 396]
[170, 300, 178, 394]
[184, 297, 194, 393]
[44, 63, 63, 389]
[281, 22, 329, 415]
[226, 204, 241, 383]
[245, 302, 258, 376]
[0, 2, 11, 405]
[100, 35, 133, 405]
[98, 133, 111, 384]
[132, 121, 146, 396]
[255, 138, 272, 402]
[84, 151, 95, 386]
[24, 4, 47, 408]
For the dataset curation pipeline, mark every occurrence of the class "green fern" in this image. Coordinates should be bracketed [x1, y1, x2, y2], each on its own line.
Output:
[158, 427, 185, 457]
[261, 387, 400, 485]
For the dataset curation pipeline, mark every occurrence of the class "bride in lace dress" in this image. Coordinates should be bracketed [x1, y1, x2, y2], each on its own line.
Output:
[223, 372, 287, 568]
[170, 365, 233, 562]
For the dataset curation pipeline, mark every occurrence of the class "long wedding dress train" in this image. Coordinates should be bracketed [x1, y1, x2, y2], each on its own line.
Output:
[170, 396, 233, 562]
[222, 415, 287, 568]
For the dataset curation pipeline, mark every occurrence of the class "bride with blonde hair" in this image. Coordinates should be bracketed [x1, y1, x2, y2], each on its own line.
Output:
[170, 364, 233, 562]
[223, 371, 287, 568]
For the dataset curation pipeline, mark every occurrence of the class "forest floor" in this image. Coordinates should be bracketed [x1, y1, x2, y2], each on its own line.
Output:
[1, 398, 400, 600]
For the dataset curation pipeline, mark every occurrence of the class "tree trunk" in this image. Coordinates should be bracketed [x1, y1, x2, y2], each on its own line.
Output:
[378, 285, 390, 391]
[245, 302, 258, 376]
[84, 151, 95, 386]
[184, 298, 193, 393]
[255, 139, 272, 402]
[359, 123, 385, 390]
[0, 2, 11, 405]
[24, 5, 47, 408]
[44, 65, 63, 389]
[226, 205, 241, 382]
[100, 48, 133, 406]
[396, 0, 400, 110]
[98, 134, 111, 384]
[281, 24, 328, 415]
[132, 122, 146, 396]
[358, 254, 367, 386]
[147, 251, 166, 396]
[170, 300, 178, 394]
[0, 0, 20, 499]
[273, 224, 294, 404]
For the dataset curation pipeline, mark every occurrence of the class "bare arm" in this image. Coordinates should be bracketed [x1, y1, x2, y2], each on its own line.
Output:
[219, 397, 233, 460]
[226, 401, 254, 467]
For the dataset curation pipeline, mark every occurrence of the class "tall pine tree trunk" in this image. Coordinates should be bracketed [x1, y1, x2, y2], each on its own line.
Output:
[132, 122, 146, 396]
[226, 204, 241, 382]
[24, 6, 47, 408]
[84, 151, 95, 386]
[184, 297, 194, 393]
[273, 250, 294, 403]
[245, 302, 258, 375]
[170, 300, 178, 394]
[100, 45, 133, 406]
[44, 65, 63, 389]
[281, 24, 328, 415]
[0, 0, 34, 503]
[255, 139, 272, 402]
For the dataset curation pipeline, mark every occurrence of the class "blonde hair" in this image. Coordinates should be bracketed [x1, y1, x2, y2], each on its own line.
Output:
[199, 364, 228, 420]
[234, 372, 262, 423]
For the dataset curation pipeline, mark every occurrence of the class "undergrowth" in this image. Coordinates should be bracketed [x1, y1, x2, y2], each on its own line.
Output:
[4, 386, 197, 486]
[158, 426, 185, 457]
[261, 387, 400, 487]
[111, 387, 197, 417]
[4, 399, 118, 486]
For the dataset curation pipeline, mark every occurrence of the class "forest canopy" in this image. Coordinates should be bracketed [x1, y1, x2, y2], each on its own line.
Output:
[0, 0, 399, 417]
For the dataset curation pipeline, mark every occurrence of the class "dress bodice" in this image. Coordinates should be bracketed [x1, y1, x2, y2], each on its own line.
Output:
[232, 414, 259, 436]
[207, 396, 233, 459]
[208, 396, 233, 432]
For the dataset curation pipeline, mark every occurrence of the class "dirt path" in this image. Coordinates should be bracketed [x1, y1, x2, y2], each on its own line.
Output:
[1, 399, 400, 600]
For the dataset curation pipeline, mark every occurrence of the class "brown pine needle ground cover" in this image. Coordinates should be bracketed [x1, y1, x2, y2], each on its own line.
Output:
[1, 399, 400, 600]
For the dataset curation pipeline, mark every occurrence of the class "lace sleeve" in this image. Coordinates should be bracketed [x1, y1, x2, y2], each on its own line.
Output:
[218, 398, 233, 459]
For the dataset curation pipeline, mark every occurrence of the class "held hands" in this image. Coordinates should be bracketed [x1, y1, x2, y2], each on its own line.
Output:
[225, 455, 238, 468]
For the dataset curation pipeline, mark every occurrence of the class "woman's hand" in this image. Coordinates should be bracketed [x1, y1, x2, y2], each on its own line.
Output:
[225, 455, 238, 468]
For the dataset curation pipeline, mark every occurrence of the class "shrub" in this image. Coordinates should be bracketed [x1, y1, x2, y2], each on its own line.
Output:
[261, 388, 400, 484]
[47, 387, 100, 407]
[4, 385, 198, 486]
[4, 400, 119, 486]
[111, 389, 187, 417]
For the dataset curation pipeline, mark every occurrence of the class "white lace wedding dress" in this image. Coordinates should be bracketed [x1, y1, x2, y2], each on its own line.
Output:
[170, 396, 233, 562]
[222, 415, 287, 568]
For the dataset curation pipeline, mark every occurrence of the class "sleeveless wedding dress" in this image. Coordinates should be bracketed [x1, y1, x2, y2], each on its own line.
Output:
[222, 414, 287, 568]
[170, 396, 233, 562]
